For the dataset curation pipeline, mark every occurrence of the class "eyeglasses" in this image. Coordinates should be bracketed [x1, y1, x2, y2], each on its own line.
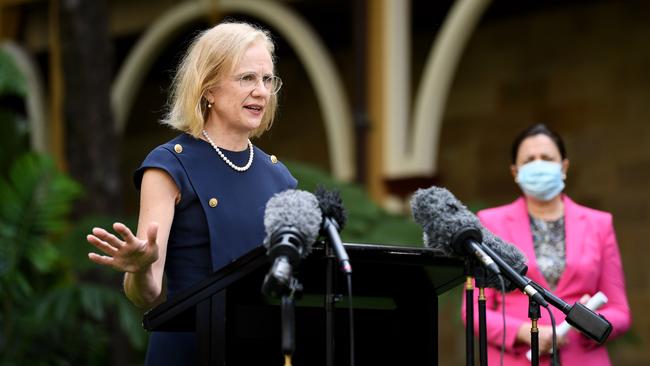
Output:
[236, 72, 283, 95]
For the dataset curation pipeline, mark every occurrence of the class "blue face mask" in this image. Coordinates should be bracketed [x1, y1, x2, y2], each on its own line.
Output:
[516, 160, 565, 201]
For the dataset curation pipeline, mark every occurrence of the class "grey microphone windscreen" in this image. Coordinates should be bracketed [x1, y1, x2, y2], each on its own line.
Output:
[481, 229, 528, 273]
[263, 189, 323, 255]
[411, 186, 483, 255]
[479, 227, 529, 291]
[411, 186, 528, 291]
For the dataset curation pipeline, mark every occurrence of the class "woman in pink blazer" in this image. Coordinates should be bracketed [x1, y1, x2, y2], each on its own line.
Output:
[462, 124, 631, 365]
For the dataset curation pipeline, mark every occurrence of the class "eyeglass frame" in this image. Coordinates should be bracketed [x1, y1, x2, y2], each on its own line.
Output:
[234, 72, 283, 95]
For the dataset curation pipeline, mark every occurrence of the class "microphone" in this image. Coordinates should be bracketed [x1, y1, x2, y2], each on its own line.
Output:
[526, 291, 608, 360]
[525, 281, 612, 343]
[411, 186, 613, 342]
[314, 186, 351, 274]
[479, 243, 548, 307]
[262, 189, 322, 297]
[411, 186, 528, 291]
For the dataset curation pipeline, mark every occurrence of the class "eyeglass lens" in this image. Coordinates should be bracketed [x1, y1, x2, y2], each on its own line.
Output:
[239, 73, 282, 94]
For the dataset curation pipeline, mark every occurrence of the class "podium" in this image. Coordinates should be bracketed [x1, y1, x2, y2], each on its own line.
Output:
[142, 242, 464, 365]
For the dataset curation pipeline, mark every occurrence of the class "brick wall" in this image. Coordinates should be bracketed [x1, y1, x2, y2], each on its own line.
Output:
[436, 1, 650, 364]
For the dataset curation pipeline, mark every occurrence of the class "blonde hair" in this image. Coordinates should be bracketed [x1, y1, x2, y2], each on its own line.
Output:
[161, 22, 277, 138]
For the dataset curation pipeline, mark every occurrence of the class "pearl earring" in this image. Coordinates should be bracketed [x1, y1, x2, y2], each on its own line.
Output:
[207, 102, 212, 109]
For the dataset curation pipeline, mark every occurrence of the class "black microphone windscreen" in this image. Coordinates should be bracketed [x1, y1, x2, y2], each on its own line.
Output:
[314, 185, 347, 230]
[263, 189, 322, 255]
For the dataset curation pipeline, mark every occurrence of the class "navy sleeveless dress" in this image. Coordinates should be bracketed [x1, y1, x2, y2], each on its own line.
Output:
[133, 133, 297, 365]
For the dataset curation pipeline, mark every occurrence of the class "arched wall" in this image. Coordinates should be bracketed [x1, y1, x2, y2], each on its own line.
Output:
[2, 41, 49, 153]
[382, 0, 493, 178]
[14, 0, 495, 184]
[112, 0, 355, 181]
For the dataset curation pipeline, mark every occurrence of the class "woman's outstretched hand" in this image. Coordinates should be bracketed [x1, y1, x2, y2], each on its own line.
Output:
[87, 222, 160, 273]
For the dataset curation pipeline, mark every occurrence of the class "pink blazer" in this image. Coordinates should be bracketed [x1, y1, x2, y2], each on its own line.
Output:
[461, 195, 631, 366]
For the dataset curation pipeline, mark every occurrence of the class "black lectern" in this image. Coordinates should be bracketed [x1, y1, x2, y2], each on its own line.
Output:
[142, 242, 464, 366]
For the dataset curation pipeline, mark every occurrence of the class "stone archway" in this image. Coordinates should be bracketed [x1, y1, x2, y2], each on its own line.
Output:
[2, 41, 49, 153]
[112, 0, 354, 181]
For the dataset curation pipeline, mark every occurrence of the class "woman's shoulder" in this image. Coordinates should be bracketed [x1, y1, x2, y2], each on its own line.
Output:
[252, 145, 278, 164]
[134, 134, 194, 190]
[477, 197, 525, 220]
[141, 134, 206, 162]
[252, 145, 293, 173]
[252, 145, 297, 188]
[564, 195, 613, 222]
[156, 133, 200, 152]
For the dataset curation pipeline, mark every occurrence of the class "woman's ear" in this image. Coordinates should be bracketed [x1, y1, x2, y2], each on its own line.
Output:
[561, 159, 570, 179]
[204, 89, 215, 104]
[510, 164, 518, 182]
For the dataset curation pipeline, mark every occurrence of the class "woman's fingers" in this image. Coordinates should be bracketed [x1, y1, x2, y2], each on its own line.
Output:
[92, 227, 124, 249]
[558, 335, 569, 347]
[88, 252, 115, 267]
[113, 222, 137, 244]
[87, 222, 158, 273]
[87, 222, 161, 274]
[87, 234, 119, 255]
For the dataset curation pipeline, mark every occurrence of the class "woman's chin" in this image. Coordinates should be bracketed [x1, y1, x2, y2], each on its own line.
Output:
[242, 119, 262, 132]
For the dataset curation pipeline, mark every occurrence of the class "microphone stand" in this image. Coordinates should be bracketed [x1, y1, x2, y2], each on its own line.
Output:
[477, 242, 611, 366]
[322, 218, 354, 365]
[275, 276, 302, 366]
[282, 295, 296, 366]
[475, 267, 488, 366]
[528, 298, 542, 366]
[325, 242, 336, 366]
[464, 260, 475, 366]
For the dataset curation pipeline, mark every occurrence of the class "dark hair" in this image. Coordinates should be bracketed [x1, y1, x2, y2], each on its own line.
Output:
[510, 123, 567, 164]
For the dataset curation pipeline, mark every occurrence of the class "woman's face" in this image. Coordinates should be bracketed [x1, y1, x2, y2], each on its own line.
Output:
[207, 41, 273, 135]
[511, 134, 569, 178]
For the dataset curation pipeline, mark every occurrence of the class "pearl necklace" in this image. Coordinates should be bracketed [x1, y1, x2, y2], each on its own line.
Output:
[201, 130, 254, 172]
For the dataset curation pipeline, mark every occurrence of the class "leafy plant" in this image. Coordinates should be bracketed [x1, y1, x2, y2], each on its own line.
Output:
[0, 154, 147, 365]
[287, 161, 423, 246]
[0, 48, 146, 366]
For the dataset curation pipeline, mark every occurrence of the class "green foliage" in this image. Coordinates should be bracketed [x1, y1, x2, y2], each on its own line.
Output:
[55, 214, 146, 351]
[0, 153, 147, 365]
[0, 48, 146, 365]
[286, 161, 423, 247]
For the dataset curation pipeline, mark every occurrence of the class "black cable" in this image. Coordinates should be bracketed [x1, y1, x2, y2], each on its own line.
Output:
[346, 273, 355, 366]
[546, 307, 558, 366]
[498, 274, 506, 366]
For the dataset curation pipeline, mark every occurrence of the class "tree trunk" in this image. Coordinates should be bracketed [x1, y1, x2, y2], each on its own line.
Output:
[58, 1, 129, 365]
[59, 0, 123, 216]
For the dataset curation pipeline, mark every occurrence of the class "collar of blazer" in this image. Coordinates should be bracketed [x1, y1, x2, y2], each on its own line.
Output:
[503, 195, 587, 292]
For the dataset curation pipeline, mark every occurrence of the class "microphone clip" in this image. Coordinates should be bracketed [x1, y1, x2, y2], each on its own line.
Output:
[262, 227, 306, 298]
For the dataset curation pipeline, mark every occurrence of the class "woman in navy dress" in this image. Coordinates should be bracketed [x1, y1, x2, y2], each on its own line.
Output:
[86, 22, 296, 364]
